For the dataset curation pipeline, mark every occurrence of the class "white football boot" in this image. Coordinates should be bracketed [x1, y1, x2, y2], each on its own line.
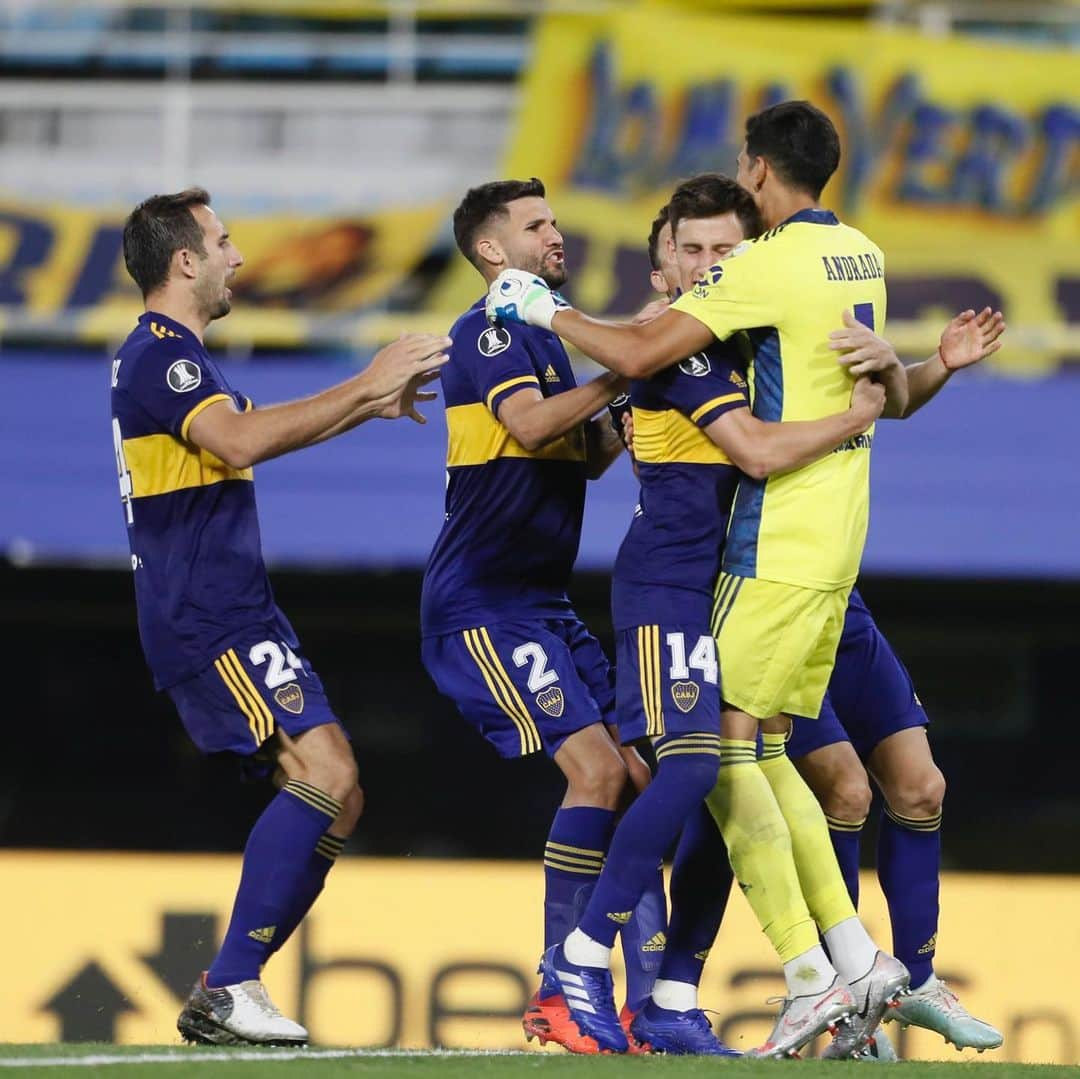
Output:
[748, 978, 856, 1059]
[177, 973, 308, 1046]
[821, 951, 910, 1058]
[886, 974, 1003, 1052]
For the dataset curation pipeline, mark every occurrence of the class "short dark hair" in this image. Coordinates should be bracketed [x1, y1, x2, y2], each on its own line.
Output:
[646, 204, 671, 271]
[744, 100, 840, 199]
[123, 187, 211, 297]
[452, 177, 546, 270]
[668, 173, 764, 242]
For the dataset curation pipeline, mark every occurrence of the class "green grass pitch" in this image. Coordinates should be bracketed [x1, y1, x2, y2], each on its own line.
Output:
[0, 1046, 1075, 1078]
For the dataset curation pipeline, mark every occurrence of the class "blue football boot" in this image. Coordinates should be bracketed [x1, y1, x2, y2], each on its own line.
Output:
[536, 944, 628, 1054]
[631, 1002, 742, 1056]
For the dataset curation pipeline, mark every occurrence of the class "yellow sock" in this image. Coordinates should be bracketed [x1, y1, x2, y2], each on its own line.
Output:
[706, 739, 818, 962]
[759, 732, 857, 933]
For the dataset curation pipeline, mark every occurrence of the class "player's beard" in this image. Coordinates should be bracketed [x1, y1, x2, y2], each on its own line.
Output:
[196, 276, 232, 321]
[516, 250, 568, 290]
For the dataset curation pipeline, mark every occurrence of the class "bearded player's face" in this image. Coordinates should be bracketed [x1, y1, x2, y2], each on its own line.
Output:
[497, 197, 568, 288]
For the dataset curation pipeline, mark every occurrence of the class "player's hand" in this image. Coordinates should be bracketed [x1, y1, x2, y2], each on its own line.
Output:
[364, 332, 451, 400]
[830, 310, 902, 378]
[377, 369, 441, 424]
[850, 375, 886, 428]
[486, 269, 571, 331]
[938, 307, 1006, 371]
[630, 298, 670, 325]
[622, 410, 636, 456]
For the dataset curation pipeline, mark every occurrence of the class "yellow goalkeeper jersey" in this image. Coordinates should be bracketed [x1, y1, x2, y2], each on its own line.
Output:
[672, 208, 886, 591]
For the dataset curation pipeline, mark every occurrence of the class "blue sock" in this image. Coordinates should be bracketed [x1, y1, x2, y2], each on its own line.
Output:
[207, 780, 342, 987]
[267, 831, 347, 959]
[825, 813, 865, 908]
[659, 801, 733, 987]
[577, 738, 722, 950]
[544, 806, 615, 951]
[878, 803, 942, 990]
[619, 862, 668, 1012]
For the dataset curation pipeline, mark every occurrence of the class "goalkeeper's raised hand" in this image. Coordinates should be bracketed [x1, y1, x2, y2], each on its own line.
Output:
[486, 269, 571, 331]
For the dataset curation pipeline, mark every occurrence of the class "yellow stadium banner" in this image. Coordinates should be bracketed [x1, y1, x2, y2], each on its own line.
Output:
[435, 10, 1080, 374]
[1, 853, 1078, 1063]
[0, 198, 445, 350]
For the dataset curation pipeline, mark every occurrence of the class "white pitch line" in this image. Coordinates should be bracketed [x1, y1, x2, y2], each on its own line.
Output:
[0, 1048, 534, 1068]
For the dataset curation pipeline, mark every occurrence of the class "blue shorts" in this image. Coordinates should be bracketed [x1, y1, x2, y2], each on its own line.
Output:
[167, 627, 341, 759]
[615, 625, 721, 744]
[422, 618, 615, 759]
[787, 618, 928, 763]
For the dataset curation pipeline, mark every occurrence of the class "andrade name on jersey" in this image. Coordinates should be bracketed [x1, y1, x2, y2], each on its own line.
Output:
[822, 252, 884, 282]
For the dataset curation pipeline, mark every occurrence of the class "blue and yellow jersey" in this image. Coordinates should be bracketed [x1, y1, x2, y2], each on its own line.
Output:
[672, 208, 886, 590]
[611, 342, 748, 631]
[110, 311, 290, 689]
[421, 300, 588, 636]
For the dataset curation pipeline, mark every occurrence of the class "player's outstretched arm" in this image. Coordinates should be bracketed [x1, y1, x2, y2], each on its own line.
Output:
[487, 269, 712, 379]
[902, 307, 1006, 418]
[188, 332, 451, 468]
[497, 371, 627, 453]
[703, 378, 884, 480]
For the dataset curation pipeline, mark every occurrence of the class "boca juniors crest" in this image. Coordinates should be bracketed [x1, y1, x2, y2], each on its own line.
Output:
[671, 681, 700, 713]
[536, 686, 565, 718]
[274, 683, 305, 715]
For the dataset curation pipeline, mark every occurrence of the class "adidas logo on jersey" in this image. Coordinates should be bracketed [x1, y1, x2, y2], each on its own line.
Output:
[729, 370, 747, 388]
[606, 910, 633, 925]
[544, 364, 560, 383]
[247, 925, 277, 943]
[149, 320, 181, 340]
[642, 932, 667, 953]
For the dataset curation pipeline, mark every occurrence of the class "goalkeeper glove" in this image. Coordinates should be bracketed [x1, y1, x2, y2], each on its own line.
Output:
[486, 269, 571, 331]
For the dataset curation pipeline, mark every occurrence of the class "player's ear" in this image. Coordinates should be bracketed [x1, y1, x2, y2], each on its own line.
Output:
[474, 235, 505, 274]
[174, 247, 200, 281]
[750, 154, 768, 193]
[649, 269, 667, 294]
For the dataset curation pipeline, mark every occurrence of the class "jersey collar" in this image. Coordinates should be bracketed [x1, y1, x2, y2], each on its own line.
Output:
[139, 310, 201, 344]
[781, 207, 840, 227]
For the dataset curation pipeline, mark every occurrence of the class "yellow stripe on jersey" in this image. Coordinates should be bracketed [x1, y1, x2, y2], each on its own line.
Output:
[180, 393, 231, 440]
[632, 407, 733, 466]
[462, 629, 541, 755]
[690, 393, 746, 424]
[122, 431, 253, 500]
[215, 650, 274, 746]
[485, 375, 540, 411]
[446, 402, 586, 468]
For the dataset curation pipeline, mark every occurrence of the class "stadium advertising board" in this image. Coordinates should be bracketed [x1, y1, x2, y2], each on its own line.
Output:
[2, 853, 1077, 1063]
[433, 10, 1079, 374]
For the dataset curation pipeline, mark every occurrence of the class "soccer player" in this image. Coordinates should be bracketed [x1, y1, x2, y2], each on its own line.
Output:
[619, 200, 1004, 1057]
[420, 178, 667, 1055]
[786, 311, 1006, 1054]
[555, 175, 888, 1056]
[488, 102, 913, 1057]
[111, 187, 450, 1046]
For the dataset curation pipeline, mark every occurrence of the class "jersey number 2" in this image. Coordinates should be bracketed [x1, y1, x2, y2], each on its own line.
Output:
[512, 642, 559, 693]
